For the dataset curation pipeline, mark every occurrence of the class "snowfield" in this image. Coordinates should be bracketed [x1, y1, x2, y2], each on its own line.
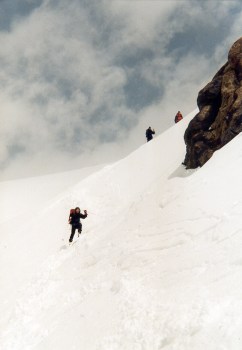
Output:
[1, 111, 242, 349]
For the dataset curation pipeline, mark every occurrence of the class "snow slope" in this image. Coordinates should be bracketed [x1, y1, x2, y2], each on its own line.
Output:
[2, 110, 242, 349]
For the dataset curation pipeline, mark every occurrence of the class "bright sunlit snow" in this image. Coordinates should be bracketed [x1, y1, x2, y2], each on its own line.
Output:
[1, 110, 242, 349]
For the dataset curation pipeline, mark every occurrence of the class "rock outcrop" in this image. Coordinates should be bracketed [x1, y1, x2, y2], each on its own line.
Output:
[184, 37, 242, 169]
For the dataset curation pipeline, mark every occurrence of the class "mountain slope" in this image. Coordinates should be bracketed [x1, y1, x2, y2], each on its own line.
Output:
[2, 110, 242, 350]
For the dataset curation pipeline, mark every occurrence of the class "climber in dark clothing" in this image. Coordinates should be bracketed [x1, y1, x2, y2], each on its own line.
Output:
[69, 207, 88, 243]
[146, 126, 155, 142]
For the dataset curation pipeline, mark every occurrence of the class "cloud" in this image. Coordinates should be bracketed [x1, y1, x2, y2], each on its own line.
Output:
[0, 0, 242, 179]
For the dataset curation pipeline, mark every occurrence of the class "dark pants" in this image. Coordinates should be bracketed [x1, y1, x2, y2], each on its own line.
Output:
[69, 223, 82, 242]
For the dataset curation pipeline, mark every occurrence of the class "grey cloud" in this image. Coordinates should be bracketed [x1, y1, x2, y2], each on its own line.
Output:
[166, 1, 240, 60]
[124, 72, 162, 111]
[0, 0, 43, 31]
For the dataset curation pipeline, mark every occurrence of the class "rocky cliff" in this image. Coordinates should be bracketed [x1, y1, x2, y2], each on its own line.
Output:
[184, 37, 242, 169]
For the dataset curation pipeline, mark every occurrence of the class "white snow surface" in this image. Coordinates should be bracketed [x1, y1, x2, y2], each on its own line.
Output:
[1, 111, 242, 349]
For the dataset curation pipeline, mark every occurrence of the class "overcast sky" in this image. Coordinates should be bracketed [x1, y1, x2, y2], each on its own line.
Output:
[0, 0, 241, 179]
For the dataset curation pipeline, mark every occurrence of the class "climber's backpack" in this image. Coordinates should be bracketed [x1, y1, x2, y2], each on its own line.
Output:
[69, 208, 75, 223]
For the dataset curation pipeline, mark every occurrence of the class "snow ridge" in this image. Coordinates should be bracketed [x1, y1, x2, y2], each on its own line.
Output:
[2, 111, 242, 349]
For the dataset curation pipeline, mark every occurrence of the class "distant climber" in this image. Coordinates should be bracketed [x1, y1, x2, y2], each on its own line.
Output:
[175, 111, 183, 123]
[68, 207, 88, 243]
[146, 126, 155, 142]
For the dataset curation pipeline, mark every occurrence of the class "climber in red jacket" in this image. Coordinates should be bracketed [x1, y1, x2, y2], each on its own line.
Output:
[175, 111, 183, 123]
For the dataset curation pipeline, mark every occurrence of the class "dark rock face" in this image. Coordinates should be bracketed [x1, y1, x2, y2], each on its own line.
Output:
[184, 37, 242, 169]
